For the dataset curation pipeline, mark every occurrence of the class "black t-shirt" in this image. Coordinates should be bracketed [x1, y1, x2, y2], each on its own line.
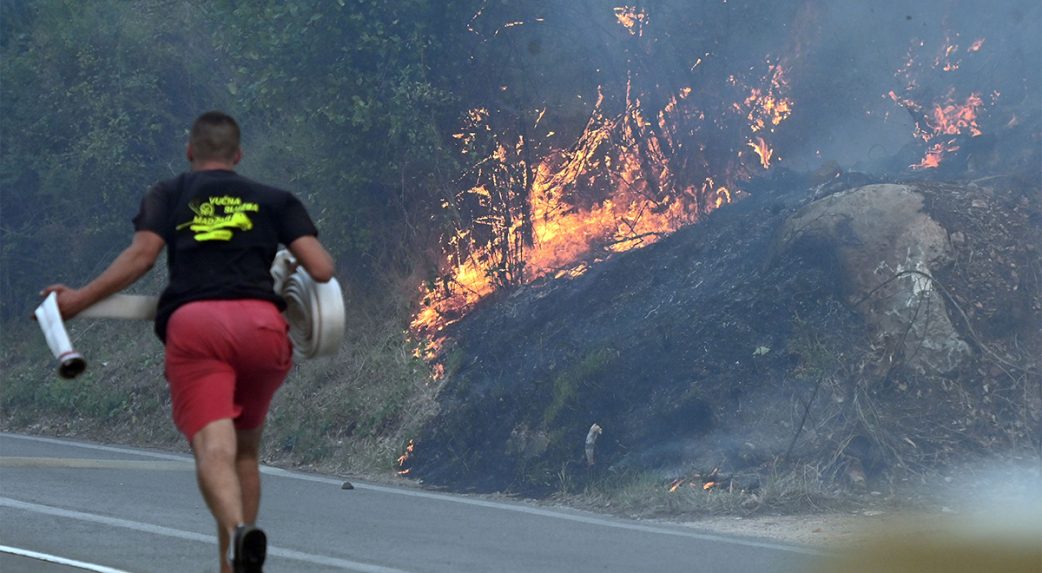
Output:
[133, 169, 318, 341]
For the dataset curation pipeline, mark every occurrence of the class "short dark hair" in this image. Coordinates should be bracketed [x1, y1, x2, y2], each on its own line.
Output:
[190, 111, 240, 162]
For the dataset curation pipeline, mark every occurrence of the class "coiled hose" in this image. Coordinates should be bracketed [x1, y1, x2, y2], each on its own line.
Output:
[270, 249, 346, 360]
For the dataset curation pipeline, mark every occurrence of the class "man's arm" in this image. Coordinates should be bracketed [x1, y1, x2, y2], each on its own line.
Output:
[287, 235, 335, 283]
[42, 230, 166, 319]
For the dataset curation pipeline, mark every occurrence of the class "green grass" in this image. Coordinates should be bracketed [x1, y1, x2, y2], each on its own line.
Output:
[259, 309, 436, 475]
[3, 307, 857, 520]
[0, 318, 179, 444]
[543, 347, 616, 426]
[1, 295, 437, 479]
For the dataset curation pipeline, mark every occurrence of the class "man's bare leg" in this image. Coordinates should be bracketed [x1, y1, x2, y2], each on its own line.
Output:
[191, 418, 242, 573]
[235, 426, 264, 524]
[216, 524, 232, 573]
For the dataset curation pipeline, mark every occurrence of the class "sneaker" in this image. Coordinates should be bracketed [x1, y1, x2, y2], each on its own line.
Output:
[233, 524, 267, 573]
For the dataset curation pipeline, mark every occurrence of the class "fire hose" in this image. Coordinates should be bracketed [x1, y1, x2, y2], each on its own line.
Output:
[269, 249, 346, 361]
[34, 250, 345, 378]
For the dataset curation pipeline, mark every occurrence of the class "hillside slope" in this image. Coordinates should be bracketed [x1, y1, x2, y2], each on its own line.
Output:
[410, 170, 1041, 498]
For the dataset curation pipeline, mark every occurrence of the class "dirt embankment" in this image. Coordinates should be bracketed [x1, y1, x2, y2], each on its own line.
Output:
[409, 168, 1041, 505]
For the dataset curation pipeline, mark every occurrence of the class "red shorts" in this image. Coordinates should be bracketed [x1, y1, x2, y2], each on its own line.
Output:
[164, 300, 292, 440]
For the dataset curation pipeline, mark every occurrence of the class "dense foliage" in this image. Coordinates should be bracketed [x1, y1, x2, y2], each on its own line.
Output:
[1, 0, 485, 469]
[0, 0, 821, 319]
[2, 0, 1038, 492]
[0, 0, 477, 320]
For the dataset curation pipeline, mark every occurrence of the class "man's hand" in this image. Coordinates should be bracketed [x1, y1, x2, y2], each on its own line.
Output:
[36, 231, 165, 322]
[39, 284, 93, 320]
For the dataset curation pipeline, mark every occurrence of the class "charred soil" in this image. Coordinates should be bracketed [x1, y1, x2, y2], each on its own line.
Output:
[409, 168, 1042, 515]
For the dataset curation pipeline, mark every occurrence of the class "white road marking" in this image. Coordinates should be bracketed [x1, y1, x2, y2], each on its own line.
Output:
[0, 544, 130, 573]
[0, 434, 189, 462]
[0, 498, 413, 573]
[2, 433, 823, 556]
[0, 457, 192, 470]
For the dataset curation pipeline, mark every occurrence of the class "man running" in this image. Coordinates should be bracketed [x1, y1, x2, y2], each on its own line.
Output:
[42, 111, 335, 572]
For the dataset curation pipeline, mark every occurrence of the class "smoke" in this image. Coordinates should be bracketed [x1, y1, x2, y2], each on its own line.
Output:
[455, 0, 1041, 203]
[770, 0, 1042, 171]
[542, 0, 1042, 173]
[929, 456, 1042, 516]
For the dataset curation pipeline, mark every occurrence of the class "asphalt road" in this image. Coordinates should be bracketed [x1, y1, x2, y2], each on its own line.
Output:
[0, 433, 821, 572]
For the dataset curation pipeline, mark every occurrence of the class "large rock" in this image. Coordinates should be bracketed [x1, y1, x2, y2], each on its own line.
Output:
[778, 184, 971, 374]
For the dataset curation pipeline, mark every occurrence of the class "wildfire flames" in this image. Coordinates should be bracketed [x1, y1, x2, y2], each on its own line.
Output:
[613, 6, 646, 36]
[410, 75, 749, 355]
[411, 59, 796, 356]
[397, 439, 415, 475]
[409, 7, 1007, 367]
[742, 61, 793, 134]
[667, 468, 723, 492]
[889, 88, 987, 170]
[747, 137, 773, 169]
[888, 35, 996, 170]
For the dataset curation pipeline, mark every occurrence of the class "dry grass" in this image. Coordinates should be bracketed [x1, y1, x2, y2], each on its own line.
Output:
[559, 463, 844, 520]
[0, 318, 181, 446]
[0, 280, 439, 482]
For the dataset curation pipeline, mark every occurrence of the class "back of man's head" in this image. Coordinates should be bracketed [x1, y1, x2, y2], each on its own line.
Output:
[189, 111, 240, 163]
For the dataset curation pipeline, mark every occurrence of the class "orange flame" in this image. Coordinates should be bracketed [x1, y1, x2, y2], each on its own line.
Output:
[937, 39, 961, 72]
[613, 6, 647, 36]
[889, 33, 994, 170]
[396, 439, 415, 475]
[742, 62, 793, 134]
[890, 90, 985, 170]
[714, 187, 732, 209]
[731, 60, 791, 174]
[703, 481, 717, 491]
[747, 137, 773, 169]
[410, 80, 737, 350]
[669, 478, 685, 492]
[412, 52, 793, 362]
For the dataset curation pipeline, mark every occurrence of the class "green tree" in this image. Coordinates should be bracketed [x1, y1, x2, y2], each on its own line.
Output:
[1, 0, 224, 318]
[207, 0, 470, 302]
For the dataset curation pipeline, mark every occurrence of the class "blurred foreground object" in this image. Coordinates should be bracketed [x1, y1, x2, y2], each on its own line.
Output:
[814, 510, 1042, 573]
[79, 293, 158, 320]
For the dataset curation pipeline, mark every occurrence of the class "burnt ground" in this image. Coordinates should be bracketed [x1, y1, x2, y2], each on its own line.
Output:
[408, 165, 1042, 504]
